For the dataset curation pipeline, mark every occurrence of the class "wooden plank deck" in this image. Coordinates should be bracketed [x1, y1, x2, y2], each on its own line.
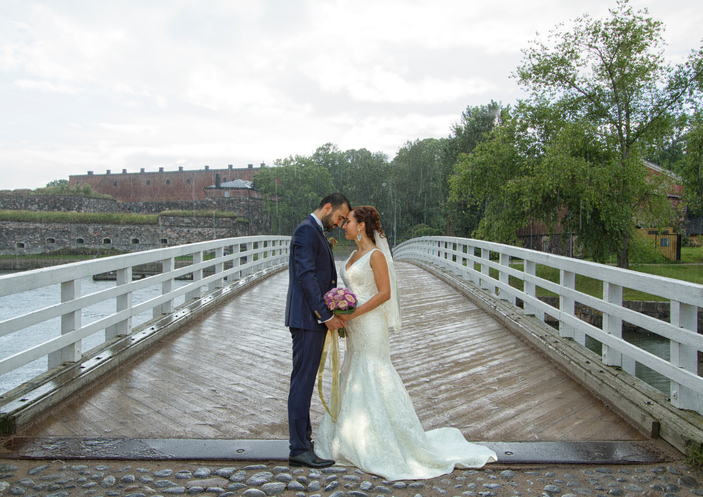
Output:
[19, 262, 644, 442]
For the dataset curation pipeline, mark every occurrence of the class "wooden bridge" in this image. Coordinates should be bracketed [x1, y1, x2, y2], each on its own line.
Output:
[1, 235, 702, 462]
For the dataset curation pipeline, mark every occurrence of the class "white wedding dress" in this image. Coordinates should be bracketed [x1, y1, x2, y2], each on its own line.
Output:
[315, 249, 497, 481]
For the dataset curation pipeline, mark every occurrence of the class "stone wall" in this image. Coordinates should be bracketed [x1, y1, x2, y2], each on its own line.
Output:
[0, 216, 253, 256]
[0, 195, 118, 213]
[0, 195, 270, 253]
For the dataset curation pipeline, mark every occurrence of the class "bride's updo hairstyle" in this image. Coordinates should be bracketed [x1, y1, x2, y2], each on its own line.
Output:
[352, 205, 385, 244]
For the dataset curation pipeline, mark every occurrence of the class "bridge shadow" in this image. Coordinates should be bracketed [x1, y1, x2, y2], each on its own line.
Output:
[17, 263, 644, 443]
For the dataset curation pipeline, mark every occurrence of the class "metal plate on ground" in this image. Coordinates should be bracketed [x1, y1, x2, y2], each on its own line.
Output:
[4, 438, 666, 464]
[482, 441, 665, 464]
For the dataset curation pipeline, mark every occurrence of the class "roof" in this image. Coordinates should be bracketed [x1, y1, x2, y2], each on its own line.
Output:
[205, 179, 255, 190]
[644, 160, 682, 181]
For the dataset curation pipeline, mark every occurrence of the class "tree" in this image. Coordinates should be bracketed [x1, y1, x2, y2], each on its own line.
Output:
[509, 0, 702, 267]
[340, 148, 390, 210]
[46, 179, 69, 188]
[312, 143, 348, 193]
[450, 107, 540, 244]
[679, 112, 703, 213]
[391, 139, 445, 239]
[253, 155, 334, 235]
[444, 102, 509, 237]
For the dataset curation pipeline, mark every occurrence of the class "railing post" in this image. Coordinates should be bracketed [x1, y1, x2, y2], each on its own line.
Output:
[48, 279, 82, 369]
[157, 257, 175, 317]
[106, 267, 132, 341]
[498, 253, 514, 304]
[245, 242, 254, 275]
[671, 301, 699, 411]
[186, 251, 203, 301]
[460, 243, 469, 282]
[233, 243, 241, 280]
[209, 247, 224, 291]
[602, 282, 630, 371]
[481, 248, 495, 294]
[559, 270, 576, 340]
[523, 260, 543, 320]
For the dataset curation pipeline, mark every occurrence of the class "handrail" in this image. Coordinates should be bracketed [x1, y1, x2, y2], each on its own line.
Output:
[394, 236, 703, 414]
[0, 235, 290, 393]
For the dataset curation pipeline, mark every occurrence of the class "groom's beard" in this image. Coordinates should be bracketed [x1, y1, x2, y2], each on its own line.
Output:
[321, 213, 336, 232]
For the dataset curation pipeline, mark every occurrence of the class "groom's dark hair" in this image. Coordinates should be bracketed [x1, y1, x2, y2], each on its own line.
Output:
[319, 193, 351, 212]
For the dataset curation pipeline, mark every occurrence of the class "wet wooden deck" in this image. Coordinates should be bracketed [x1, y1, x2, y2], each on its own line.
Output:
[19, 262, 644, 442]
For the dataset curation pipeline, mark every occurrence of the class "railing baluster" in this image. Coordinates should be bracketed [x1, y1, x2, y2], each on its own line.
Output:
[106, 267, 132, 341]
[670, 301, 699, 411]
[158, 257, 175, 316]
[523, 260, 543, 320]
[481, 248, 494, 294]
[48, 279, 82, 369]
[210, 247, 224, 291]
[560, 270, 576, 340]
[186, 251, 203, 301]
[233, 243, 241, 280]
[603, 282, 628, 370]
[499, 253, 515, 305]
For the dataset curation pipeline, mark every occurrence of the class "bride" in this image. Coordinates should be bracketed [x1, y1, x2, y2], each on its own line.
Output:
[315, 206, 497, 481]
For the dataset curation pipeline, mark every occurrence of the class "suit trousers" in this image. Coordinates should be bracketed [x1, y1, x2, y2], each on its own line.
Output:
[288, 326, 327, 457]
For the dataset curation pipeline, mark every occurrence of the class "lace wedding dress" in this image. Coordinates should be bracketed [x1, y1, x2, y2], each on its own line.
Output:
[315, 249, 497, 481]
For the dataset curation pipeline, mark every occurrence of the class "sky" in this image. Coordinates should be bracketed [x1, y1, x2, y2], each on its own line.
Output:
[1, 0, 702, 191]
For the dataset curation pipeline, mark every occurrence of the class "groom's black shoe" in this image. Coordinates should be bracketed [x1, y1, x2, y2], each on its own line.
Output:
[289, 449, 335, 468]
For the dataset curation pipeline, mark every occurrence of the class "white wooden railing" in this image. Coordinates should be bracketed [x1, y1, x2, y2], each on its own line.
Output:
[394, 236, 703, 414]
[0, 235, 290, 391]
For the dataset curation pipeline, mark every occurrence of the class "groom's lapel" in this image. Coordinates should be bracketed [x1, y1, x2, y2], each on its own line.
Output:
[309, 215, 335, 268]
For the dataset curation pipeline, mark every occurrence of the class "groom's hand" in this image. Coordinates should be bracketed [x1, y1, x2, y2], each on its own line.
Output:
[325, 315, 344, 330]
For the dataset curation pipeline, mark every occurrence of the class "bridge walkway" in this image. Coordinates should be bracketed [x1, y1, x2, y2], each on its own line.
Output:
[17, 262, 643, 443]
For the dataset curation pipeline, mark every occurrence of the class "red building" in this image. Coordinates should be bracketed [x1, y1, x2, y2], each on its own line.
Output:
[70, 164, 262, 202]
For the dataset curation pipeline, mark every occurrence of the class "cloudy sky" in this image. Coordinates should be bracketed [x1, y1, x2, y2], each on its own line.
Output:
[2, 0, 701, 190]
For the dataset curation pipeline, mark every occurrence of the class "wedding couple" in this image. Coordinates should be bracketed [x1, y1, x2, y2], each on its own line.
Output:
[285, 193, 497, 481]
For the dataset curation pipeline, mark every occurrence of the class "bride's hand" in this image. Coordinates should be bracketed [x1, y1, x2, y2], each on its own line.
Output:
[340, 313, 354, 323]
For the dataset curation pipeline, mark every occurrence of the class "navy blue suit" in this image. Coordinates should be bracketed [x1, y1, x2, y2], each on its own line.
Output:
[285, 214, 337, 456]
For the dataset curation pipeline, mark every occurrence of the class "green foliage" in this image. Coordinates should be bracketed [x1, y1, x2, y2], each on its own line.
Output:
[450, 110, 537, 245]
[392, 139, 446, 236]
[254, 155, 335, 235]
[407, 224, 443, 237]
[0, 210, 158, 225]
[450, 0, 702, 268]
[627, 231, 667, 264]
[685, 442, 703, 468]
[32, 183, 114, 199]
[679, 112, 703, 211]
[444, 101, 509, 237]
[45, 179, 69, 188]
[158, 210, 239, 218]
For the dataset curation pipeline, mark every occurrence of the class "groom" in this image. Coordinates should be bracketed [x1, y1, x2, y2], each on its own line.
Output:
[285, 193, 351, 468]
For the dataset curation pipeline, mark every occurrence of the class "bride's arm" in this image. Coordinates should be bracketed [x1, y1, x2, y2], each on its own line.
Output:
[340, 250, 390, 323]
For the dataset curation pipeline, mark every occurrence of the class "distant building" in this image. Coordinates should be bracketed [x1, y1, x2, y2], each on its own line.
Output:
[70, 164, 263, 202]
[204, 177, 261, 199]
[517, 160, 684, 258]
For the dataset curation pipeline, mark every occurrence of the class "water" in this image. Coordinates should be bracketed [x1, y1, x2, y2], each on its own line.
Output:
[586, 329, 670, 394]
[0, 271, 189, 394]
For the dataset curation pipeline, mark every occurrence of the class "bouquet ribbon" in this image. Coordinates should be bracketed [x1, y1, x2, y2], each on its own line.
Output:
[317, 328, 341, 423]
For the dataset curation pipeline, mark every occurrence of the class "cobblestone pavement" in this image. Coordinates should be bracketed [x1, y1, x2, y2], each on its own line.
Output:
[1, 458, 703, 497]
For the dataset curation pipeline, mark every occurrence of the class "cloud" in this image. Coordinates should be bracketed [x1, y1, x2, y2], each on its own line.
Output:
[1, 0, 702, 191]
[14, 79, 80, 93]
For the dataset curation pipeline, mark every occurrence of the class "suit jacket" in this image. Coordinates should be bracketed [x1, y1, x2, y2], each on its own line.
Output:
[285, 214, 338, 332]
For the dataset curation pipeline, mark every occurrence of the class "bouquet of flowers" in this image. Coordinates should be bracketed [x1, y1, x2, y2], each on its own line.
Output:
[324, 287, 356, 338]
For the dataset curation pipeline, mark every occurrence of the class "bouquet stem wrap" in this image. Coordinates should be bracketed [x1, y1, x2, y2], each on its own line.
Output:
[317, 328, 340, 422]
